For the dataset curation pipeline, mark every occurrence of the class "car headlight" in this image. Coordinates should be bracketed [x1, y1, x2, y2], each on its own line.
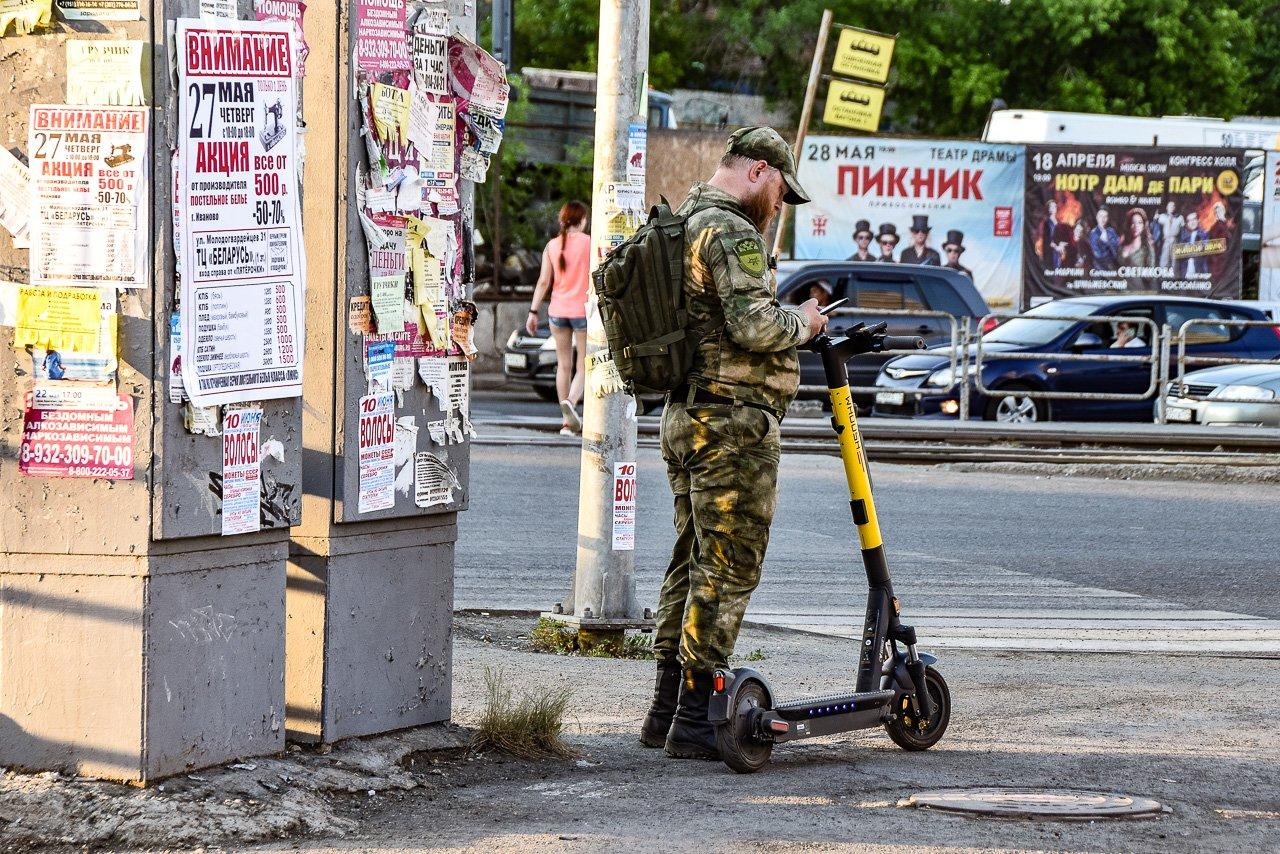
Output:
[926, 364, 977, 388]
[1213, 384, 1276, 402]
[539, 336, 556, 351]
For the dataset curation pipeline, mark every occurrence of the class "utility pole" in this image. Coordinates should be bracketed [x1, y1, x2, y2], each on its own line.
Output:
[556, 0, 650, 648]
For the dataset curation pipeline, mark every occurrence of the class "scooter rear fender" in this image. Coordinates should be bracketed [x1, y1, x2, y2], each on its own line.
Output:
[708, 667, 774, 725]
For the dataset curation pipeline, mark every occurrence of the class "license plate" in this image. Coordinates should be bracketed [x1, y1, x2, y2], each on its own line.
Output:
[504, 352, 528, 371]
[875, 391, 905, 406]
[1166, 404, 1193, 423]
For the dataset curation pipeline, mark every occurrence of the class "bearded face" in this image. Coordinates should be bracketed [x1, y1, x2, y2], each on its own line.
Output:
[740, 169, 783, 233]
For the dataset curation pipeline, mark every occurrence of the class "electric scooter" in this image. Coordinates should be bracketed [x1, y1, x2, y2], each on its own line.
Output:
[708, 320, 952, 773]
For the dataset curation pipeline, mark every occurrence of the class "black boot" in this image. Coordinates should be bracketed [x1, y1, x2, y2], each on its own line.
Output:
[664, 670, 719, 759]
[639, 661, 682, 748]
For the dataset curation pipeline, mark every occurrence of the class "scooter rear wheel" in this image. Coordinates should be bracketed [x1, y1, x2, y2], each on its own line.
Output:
[885, 665, 950, 751]
[714, 679, 773, 773]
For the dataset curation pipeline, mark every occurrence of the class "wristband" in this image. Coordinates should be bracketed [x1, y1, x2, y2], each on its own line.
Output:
[528, 309, 538, 314]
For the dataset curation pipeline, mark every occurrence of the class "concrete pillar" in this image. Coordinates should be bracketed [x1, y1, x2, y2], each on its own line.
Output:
[285, 0, 472, 742]
[0, 0, 300, 781]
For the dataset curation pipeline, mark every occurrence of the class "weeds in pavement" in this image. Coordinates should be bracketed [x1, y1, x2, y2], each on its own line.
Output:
[473, 667, 576, 759]
[528, 618, 655, 660]
[737, 648, 767, 662]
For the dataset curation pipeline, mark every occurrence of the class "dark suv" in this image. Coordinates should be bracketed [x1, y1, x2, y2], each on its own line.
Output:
[503, 260, 991, 409]
[775, 261, 992, 407]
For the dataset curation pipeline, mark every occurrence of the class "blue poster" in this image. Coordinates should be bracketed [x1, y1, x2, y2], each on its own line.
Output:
[794, 136, 1025, 308]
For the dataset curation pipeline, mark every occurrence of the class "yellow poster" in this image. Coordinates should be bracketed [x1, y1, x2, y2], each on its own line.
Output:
[822, 79, 886, 133]
[14, 285, 102, 352]
[66, 40, 149, 106]
[371, 83, 410, 148]
[0, 0, 51, 35]
[831, 26, 896, 84]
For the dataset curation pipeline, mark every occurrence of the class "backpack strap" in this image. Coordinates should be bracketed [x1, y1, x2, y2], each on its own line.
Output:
[622, 325, 687, 359]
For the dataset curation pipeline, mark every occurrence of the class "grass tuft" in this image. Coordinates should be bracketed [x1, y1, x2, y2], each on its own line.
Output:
[528, 618, 655, 660]
[472, 667, 576, 759]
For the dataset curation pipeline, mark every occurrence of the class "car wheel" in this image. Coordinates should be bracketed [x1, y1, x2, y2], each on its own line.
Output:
[984, 385, 1047, 423]
[533, 385, 559, 402]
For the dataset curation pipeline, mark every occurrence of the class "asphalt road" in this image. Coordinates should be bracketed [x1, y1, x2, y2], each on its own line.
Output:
[459, 402, 1280, 650]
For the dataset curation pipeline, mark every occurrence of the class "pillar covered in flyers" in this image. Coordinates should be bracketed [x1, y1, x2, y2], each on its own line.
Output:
[0, 8, 306, 782]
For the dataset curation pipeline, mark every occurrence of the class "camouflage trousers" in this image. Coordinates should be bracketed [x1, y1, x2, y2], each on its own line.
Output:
[654, 400, 782, 672]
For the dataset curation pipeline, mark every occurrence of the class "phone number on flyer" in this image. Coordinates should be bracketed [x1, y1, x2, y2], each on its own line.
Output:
[19, 442, 133, 468]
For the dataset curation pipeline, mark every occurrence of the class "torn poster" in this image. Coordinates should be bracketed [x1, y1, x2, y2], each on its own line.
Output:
[55, 0, 141, 19]
[447, 356, 474, 436]
[198, 0, 235, 19]
[348, 294, 374, 333]
[409, 3, 448, 95]
[366, 339, 394, 392]
[392, 415, 417, 495]
[221, 406, 263, 536]
[0, 0, 51, 34]
[627, 121, 646, 184]
[184, 401, 221, 435]
[447, 33, 508, 118]
[0, 280, 18, 325]
[418, 355, 447, 402]
[358, 391, 396, 512]
[408, 91, 455, 184]
[254, 0, 308, 77]
[169, 312, 186, 403]
[425, 419, 445, 444]
[371, 83, 411, 148]
[391, 355, 415, 390]
[451, 299, 477, 360]
[458, 147, 489, 183]
[19, 388, 133, 480]
[13, 285, 101, 352]
[612, 461, 636, 550]
[367, 213, 407, 332]
[413, 450, 459, 508]
[0, 147, 30, 247]
[29, 105, 148, 289]
[178, 20, 305, 406]
[66, 40, 148, 106]
[355, 0, 409, 74]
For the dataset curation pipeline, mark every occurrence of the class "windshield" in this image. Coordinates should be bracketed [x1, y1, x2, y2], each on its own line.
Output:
[984, 300, 1099, 346]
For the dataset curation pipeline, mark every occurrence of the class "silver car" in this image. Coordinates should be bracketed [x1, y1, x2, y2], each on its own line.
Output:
[1163, 364, 1280, 427]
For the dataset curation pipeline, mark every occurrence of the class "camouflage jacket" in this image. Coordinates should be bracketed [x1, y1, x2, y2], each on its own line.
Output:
[677, 182, 808, 414]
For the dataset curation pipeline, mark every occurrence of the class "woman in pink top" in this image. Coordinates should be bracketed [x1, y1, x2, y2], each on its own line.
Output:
[526, 201, 590, 434]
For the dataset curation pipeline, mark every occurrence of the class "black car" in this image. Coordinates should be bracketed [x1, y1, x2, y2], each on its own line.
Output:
[504, 261, 992, 410]
[872, 296, 1280, 422]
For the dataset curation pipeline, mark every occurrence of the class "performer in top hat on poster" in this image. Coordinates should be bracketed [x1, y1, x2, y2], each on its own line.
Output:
[846, 219, 876, 261]
[899, 214, 941, 265]
[875, 222, 899, 262]
[941, 230, 972, 279]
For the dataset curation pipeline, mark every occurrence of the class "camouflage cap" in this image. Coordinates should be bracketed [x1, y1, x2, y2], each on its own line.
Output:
[726, 126, 810, 205]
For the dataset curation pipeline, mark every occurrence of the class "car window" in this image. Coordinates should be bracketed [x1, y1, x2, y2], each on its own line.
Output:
[918, 278, 971, 318]
[786, 276, 840, 308]
[1082, 306, 1155, 348]
[984, 299, 1099, 346]
[854, 280, 925, 310]
[1164, 304, 1239, 345]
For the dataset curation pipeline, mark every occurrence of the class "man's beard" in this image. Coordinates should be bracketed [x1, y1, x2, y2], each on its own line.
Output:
[740, 186, 777, 233]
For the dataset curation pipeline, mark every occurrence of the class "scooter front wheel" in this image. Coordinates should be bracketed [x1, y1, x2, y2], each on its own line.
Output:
[885, 665, 950, 751]
[714, 679, 773, 773]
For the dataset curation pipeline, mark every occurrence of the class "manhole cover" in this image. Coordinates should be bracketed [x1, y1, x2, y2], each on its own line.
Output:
[901, 788, 1166, 820]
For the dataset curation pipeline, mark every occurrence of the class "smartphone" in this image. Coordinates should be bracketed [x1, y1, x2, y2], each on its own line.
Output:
[818, 298, 848, 316]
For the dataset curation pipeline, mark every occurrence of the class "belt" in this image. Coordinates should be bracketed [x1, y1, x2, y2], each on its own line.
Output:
[670, 383, 784, 423]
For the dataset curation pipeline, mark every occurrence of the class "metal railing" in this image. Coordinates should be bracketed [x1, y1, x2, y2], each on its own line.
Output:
[1155, 318, 1280, 422]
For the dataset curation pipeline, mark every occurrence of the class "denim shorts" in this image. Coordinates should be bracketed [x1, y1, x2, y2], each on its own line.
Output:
[549, 315, 588, 331]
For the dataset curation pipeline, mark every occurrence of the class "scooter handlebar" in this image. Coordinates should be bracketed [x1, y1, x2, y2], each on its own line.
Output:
[878, 335, 926, 352]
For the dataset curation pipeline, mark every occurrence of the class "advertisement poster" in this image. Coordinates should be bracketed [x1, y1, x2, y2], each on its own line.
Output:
[357, 391, 395, 512]
[413, 450, 457, 508]
[612, 461, 636, 551]
[1261, 151, 1280, 301]
[1024, 145, 1244, 304]
[18, 388, 134, 480]
[221, 406, 262, 536]
[0, 146, 30, 247]
[355, 0, 409, 74]
[28, 105, 148, 290]
[178, 20, 305, 406]
[66, 41, 147, 106]
[13, 285, 101, 351]
[410, 3, 448, 95]
[795, 136, 1025, 307]
[626, 121, 646, 184]
[56, 0, 140, 23]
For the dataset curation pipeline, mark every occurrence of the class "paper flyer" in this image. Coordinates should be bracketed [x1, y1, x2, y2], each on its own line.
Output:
[612, 461, 636, 550]
[392, 415, 417, 495]
[254, 0, 309, 77]
[367, 211, 407, 332]
[0, 147, 30, 246]
[66, 41, 148, 106]
[28, 105, 149, 289]
[178, 20, 305, 406]
[366, 339, 394, 391]
[409, 92, 456, 183]
[348, 295, 374, 333]
[184, 402, 221, 435]
[413, 450, 458, 508]
[19, 388, 134, 480]
[198, 0, 235, 19]
[13, 285, 101, 352]
[355, 0, 409, 73]
[221, 406, 263, 536]
[169, 312, 186, 403]
[357, 391, 396, 512]
[371, 83, 411, 148]
[55, 0, 141, 21]
[418, 355, 447, 401]
[626, 121, 646, 184]
[410, 3, 448, 95]
[447, 33, 508, 118]
[0, 0, 51, 34]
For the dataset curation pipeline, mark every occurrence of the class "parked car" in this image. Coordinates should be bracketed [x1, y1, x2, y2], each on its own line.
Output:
[503, 261, 992, 410]
[872, 296, 1280, 423]
[1163, 364, 1280, 427]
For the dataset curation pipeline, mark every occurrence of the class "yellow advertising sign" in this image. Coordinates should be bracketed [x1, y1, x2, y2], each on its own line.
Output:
[822, 79, 885, 133]
[831, 26, 896, 84]
[14, 285, 101, 352]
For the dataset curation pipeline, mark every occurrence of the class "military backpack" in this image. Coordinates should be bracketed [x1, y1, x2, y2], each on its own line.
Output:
[593, 197, 709, 395]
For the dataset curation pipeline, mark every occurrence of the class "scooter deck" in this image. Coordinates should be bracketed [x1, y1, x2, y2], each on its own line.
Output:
[774, 687, 895, 720]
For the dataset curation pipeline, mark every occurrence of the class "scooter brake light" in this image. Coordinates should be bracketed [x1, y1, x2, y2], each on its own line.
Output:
[767, 720, 790, 733]
[713, 673, 726, 692]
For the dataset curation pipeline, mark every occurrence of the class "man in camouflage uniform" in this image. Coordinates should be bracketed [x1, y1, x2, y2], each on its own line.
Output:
[638, 127, 827, 759]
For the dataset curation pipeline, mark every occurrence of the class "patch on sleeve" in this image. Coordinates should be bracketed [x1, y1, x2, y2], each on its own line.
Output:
[733, 238, 766, 276]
